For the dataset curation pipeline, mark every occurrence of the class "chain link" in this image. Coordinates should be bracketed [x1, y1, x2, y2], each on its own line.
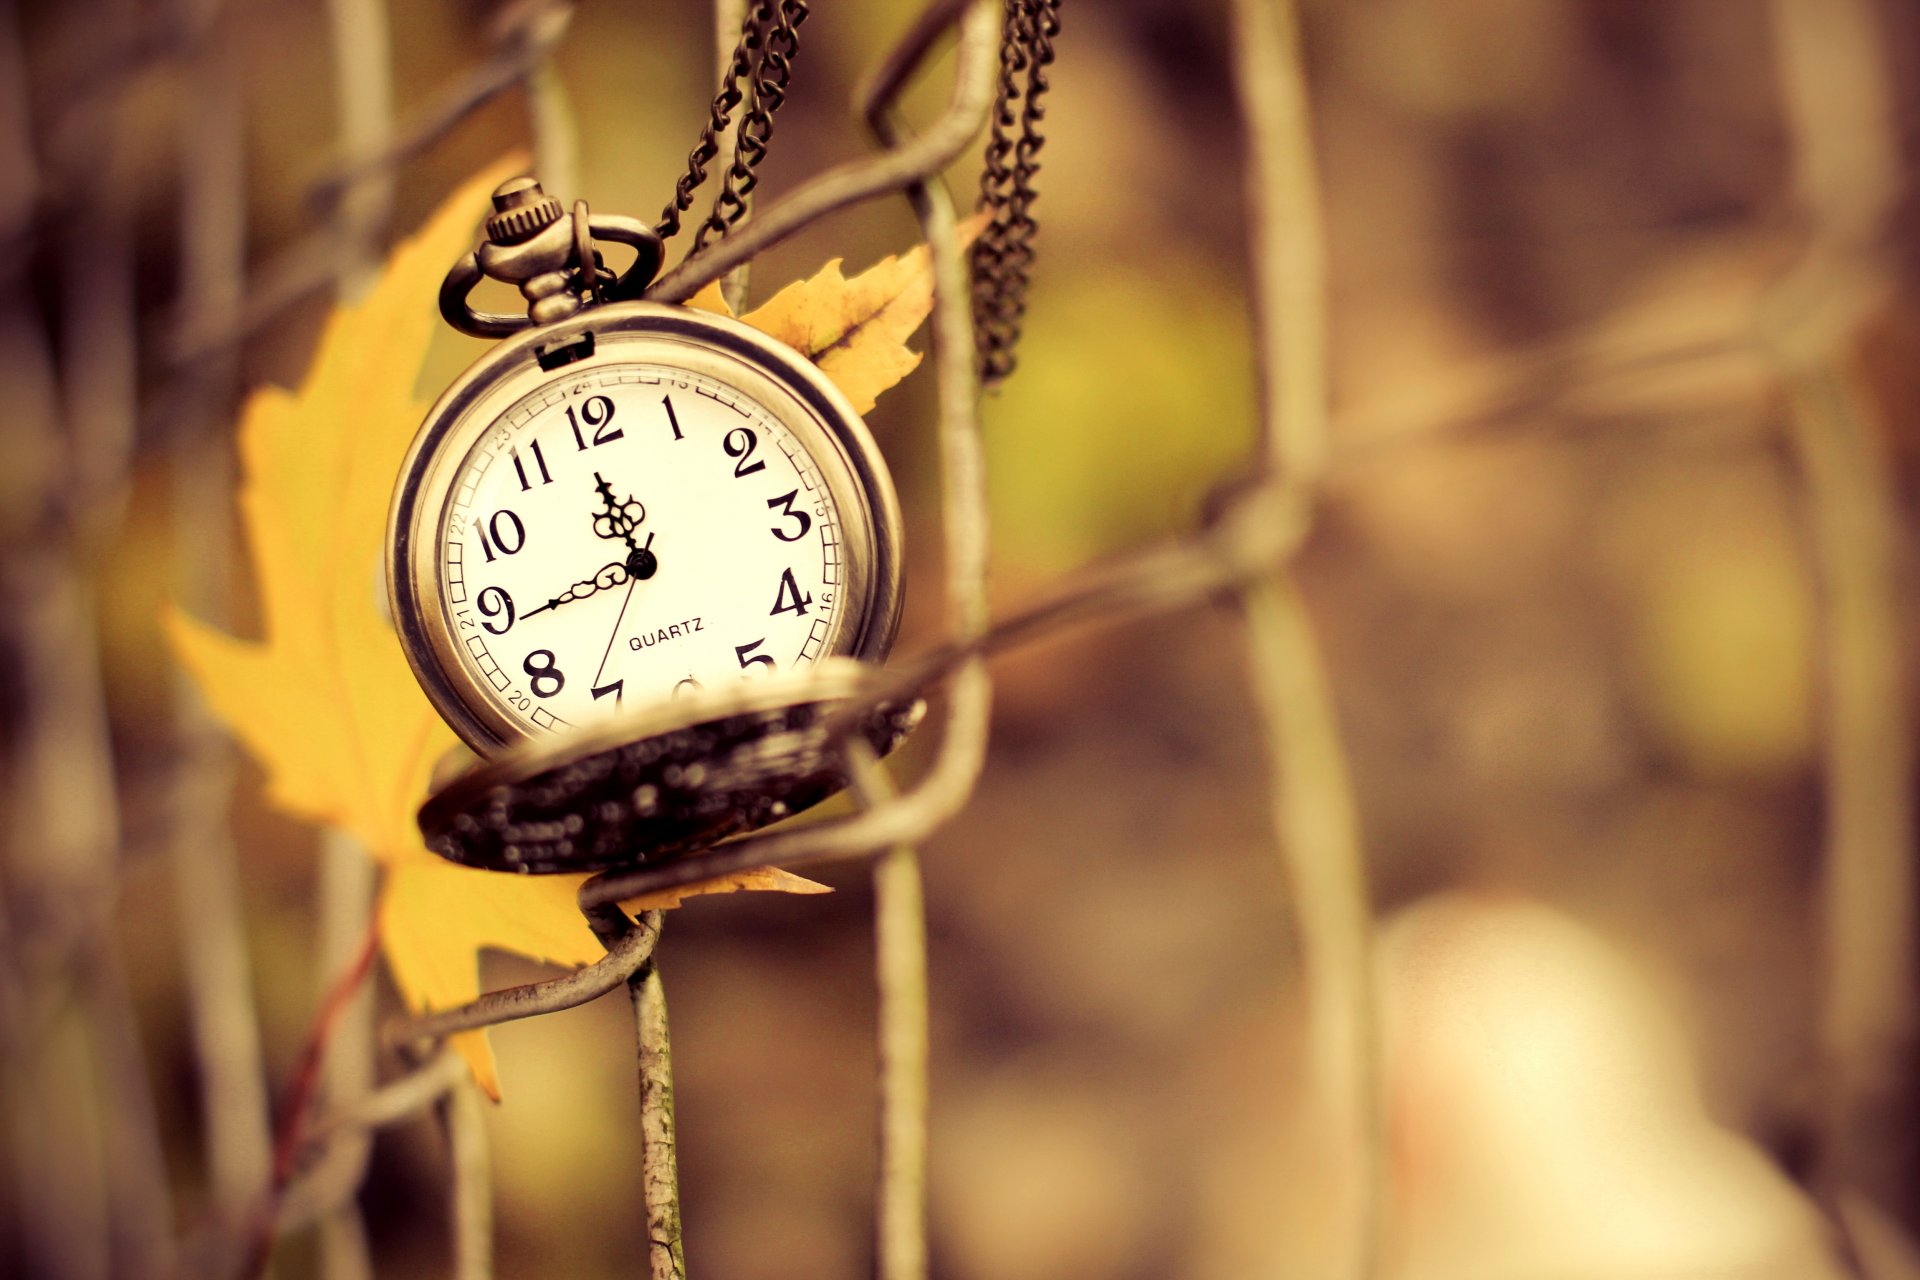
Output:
[655, 1, 810, 248]
[972, 0, 1061, 386]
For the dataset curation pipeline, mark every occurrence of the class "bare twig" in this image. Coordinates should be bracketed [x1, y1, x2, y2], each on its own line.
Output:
[307, 0, 572, 212]
[1229, 4, 1380, 1280]
[264, 842, 380, 1276]
[1, 3, 177, 1277]
[1781, 363, 1916, 1225]
[270, 919, 383, 1197]
[168, 0, 275, 1253]
[325, 0, 395, 295]
[166, 2, 573, 370]
[849, 742, 930, 1280]
[1239, 577, 1380, 1277]
[268, 8, 402, 1276]
[2, 558, 137, 1280]
[69, 69, 183, 1280]
[633, 959, 685, 1280]
[576, 909, 685, 1280]
[1762, 0, 1917, 1247]
[525, 60, 579, 202]
[312, 1048, 467, 1142]
[444, 1079, 495, 1280]
[232, 914, 379, 1276]
[382, 909, 663, 1047]
[1231, 0, 1327, 491]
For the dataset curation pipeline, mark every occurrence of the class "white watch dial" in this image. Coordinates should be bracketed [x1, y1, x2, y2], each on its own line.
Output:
[437, 363, 844, 737]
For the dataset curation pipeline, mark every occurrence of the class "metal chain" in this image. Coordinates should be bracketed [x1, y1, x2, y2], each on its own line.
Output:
[659, 0, 1059, 386]
[972, 0, 1061, 386]
[656, 2, 766, 241]
[655, 0, 810, 248]
[696, 0, 809, 250]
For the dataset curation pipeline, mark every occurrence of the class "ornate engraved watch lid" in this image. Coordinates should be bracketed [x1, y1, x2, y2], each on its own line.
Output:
[419, 663, 923, 874]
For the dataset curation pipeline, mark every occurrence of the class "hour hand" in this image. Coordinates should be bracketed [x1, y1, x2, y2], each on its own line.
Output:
[519, 560, 631, 619]
[583, 474, 660, 579]
[592, 472, 651, 563]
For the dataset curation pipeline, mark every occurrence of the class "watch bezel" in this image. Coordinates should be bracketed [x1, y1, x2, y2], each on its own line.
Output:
[388, 301, 904, 754]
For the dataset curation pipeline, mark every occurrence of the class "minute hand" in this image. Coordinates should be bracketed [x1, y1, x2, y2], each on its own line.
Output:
[519, 561, 631, 620]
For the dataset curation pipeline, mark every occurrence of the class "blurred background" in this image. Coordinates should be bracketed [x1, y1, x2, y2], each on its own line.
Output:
[3, 0, 1918, 1277]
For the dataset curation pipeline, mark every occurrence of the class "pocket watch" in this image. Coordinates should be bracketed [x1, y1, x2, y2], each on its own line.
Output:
[388, 177, 904, 756]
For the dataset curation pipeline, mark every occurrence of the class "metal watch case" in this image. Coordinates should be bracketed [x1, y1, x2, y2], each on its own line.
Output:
[387, 301, 905, 754]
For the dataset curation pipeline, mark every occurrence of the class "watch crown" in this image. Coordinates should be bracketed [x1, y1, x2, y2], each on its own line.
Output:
[485, 177, 565, 245]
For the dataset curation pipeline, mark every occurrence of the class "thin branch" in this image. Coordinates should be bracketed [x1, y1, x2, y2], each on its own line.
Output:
[311, 1048, 467, 1142]
[269, 920, 383, 1197]
[575, 909, 685, 1280]
[382, 908, 662, 1047]
[1763, 0, 1917, 1245]
[444, 1079, 494, 1280]
[1232, 0, 1327, 489]
[633, 958, 685, 1280]
[1782, 363, 1916, 1225]
[851, 743, 929, 1280]
[325, 0, 395, 295]
[525, 61, 579, 202]
[62, 11, 182, 1277]
[0, 50, 115, 1264]
[1239, 576, 1380, 1278]
[315, 1210, 372, 1280]
[307, 0, 572, 212]
[857, 64, 987, 1277]
[169, 0, 275, 1251]
[233, 913, 379, 1276]
[1229, 4, 1380, 1280]
[166, 1, 573, 370]
[277, 6, 401, 1275]
[1, 2, 176, 1276]
[0, 545, 118, 1276]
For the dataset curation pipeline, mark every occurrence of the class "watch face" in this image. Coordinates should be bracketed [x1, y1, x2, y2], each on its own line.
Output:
[391, 305, 901, 752]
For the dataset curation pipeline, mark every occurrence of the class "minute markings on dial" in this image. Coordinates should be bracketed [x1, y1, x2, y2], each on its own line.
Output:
[441, 363, 846, 735]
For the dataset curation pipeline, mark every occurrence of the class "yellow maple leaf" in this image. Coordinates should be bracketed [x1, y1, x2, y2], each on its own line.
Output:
[687, 212, 989, 413]
[165, 160, 945, 1099]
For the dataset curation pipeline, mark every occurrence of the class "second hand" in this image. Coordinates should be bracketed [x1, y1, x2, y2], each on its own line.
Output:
[591, 577, 639, 694]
